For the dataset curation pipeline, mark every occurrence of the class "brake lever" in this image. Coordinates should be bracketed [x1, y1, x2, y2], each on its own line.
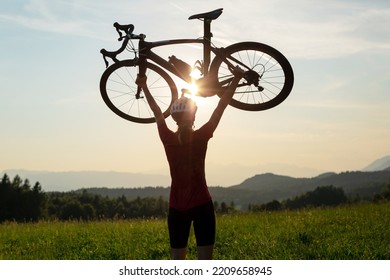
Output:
[113, 22, 123, 41]
[100, 49, 120, 68]
[113, 22, 135, 41]
[100, 49, 109, 68]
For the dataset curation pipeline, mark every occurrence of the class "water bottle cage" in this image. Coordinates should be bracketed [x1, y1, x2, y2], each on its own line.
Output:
[168, 55, 192, 78]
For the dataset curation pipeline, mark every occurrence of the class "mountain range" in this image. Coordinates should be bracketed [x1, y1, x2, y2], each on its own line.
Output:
[2, 156, 390, 207]
[79, 169, 389, 209]
[362, 155, 390, 172]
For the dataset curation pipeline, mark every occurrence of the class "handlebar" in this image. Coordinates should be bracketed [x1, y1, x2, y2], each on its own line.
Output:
[113, 22, 134, 41]
[100, 23, 145, 68]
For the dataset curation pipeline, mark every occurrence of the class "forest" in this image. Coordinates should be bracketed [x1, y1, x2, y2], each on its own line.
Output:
[1, 173, 389, 223]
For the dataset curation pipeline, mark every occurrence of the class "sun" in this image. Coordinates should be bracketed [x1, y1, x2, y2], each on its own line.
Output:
[188, 68, 203, 96]
[177, 69, 201, 98]
[176, 69, 212, 107]
[188, 82, 199, 96]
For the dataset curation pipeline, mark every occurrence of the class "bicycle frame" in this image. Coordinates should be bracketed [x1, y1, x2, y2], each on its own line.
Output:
[137, 13, 215, 81]
[137, 38, 206, 84]
[101, 12, 238, 98]
[100, 9, 294, 123]
[136, 35, 241, 99]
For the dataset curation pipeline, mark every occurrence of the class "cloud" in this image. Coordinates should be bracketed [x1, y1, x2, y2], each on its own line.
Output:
[0, 13, 88, 35]
[0, 0, 109, 39]
[3, 0, 388, 59]
[213, 1, 390, 60]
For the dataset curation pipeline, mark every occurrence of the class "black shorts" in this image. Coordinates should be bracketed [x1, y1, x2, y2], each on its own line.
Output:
[168, 200, 216, 249]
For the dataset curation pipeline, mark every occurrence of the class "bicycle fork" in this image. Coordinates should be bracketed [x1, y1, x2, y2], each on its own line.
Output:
[135, 54, 148, 100]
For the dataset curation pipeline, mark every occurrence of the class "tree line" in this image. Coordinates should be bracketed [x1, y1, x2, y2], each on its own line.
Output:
[1, 174, 389, 222]
[248, 182, 390, 212]
[0, 174, 46, 222]
[1, 174, 169, 222]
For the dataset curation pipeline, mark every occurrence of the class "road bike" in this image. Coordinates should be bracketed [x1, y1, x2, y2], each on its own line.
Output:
[100, 8, 294, 123]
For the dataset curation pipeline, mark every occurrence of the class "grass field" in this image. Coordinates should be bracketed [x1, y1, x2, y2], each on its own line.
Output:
[0, 202, 389, 260]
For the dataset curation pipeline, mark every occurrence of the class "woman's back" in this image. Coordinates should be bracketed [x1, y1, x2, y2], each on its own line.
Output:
[158, 121, 214, 210]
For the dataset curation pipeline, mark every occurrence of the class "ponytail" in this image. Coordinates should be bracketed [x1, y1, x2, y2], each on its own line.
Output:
[177, 126, 193, 145]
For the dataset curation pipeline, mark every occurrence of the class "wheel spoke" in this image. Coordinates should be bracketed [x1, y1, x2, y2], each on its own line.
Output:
[100, 61, 177, 123]
[213, 42, 293, 111]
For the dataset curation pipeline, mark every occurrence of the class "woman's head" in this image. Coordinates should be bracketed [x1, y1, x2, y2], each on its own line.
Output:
[170, 96, 197, 125]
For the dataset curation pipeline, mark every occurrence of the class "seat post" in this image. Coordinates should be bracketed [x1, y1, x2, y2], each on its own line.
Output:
[203, 19, 212, 75]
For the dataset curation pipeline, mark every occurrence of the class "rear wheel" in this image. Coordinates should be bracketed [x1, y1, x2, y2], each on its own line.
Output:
[210, 42, 294, 111]
[100, 60, 178, 123]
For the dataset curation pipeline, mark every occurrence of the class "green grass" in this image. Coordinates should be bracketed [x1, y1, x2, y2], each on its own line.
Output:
[0, 202, 389, 260]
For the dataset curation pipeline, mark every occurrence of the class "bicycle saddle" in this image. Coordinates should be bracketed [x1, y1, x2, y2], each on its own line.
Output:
[188, 8, 223, 21]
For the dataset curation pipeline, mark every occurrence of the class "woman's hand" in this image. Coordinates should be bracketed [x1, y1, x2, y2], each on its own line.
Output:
[232, 65, 245, 78]
[135, 75, 147, 87]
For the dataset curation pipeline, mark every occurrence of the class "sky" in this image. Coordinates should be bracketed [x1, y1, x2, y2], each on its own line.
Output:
[1, 0, 389, 187]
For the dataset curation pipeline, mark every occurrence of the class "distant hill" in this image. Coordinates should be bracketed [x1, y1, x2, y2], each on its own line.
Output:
[3, 156, 390, 207]
[1, 170, 170, 192]
[78, 170, 390, 210]
[230, 170, 390, 204]
[362, 156, 390, 172]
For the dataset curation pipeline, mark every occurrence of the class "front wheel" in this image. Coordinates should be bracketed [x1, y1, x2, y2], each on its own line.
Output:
[100, 60, 178, 123]
[210, 42, 294, 111]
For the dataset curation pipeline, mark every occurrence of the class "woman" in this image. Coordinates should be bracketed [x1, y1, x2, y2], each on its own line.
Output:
[136, 67, 244, 259]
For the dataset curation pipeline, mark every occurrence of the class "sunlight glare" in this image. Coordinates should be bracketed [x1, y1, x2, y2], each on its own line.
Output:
[175, 68, 214, 110]
[188, 82, 199, 96]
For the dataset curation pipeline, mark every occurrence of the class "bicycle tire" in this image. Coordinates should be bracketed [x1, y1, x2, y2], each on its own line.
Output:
[209, 42, 294, 111]
[100, 60, 178, 123]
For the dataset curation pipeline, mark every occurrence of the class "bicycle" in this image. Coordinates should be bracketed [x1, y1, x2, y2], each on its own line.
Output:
[100, 8, 294, 123]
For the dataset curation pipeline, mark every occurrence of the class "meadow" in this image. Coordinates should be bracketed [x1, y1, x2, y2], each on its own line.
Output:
[0, 202, 389, 260]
